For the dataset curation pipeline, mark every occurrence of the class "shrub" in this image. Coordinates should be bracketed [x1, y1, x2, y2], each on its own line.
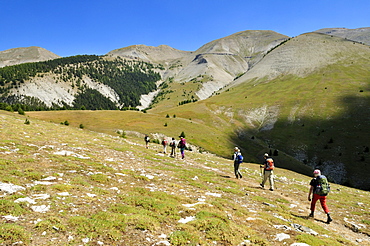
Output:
[17, 108, 25, 115]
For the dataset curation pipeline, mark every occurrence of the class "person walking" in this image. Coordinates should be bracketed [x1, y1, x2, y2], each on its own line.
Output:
[178, 136, 186, 159]
[308, 169, 332, 223]
[161, 138, 168, 154]
[170, 137, 177, 157]
[144, 135, 150, 149]
[232, 147, 243, 179]
[260, 153, 274, 191]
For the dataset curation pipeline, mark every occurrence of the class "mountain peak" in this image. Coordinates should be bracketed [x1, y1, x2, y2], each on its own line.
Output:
[0, 46, 60, 67]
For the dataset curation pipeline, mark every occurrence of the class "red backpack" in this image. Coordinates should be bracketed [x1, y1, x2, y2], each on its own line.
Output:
[265, 158, 274, 170]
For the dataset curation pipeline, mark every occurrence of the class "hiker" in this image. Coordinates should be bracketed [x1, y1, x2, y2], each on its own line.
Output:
[144, 135, 150, 149]
[308, 169, 332, 223]
[170, 137, 177, 157]
[161, 138, 168, 154]
[178, 136, 186, 159]
[232, 147, 243, 179]
[260, 153, 274, 191]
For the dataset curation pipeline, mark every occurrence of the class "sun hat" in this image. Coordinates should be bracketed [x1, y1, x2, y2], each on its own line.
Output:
[313, 169, 321, 175]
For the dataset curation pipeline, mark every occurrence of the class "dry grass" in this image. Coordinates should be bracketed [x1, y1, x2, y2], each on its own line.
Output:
[0, 110, 369, 245]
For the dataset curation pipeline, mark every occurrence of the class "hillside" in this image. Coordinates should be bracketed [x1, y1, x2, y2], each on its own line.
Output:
[108, 30, 289, 102]
[1, 28, 370, 191]
[0, 47, 60, 68]
[315, 27, 370, 45]
[0, 55, 161, 110]
[1, 110, 369, 245]
[148, 32, 370, 190]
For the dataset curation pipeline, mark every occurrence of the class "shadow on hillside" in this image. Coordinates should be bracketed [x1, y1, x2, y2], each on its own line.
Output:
[229, 83, 370, 190]
[292, 213, 330, 224]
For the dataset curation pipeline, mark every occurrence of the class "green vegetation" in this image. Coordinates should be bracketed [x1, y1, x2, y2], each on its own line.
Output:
[0, 110, 368, 245]
[0, 55, 160, 110]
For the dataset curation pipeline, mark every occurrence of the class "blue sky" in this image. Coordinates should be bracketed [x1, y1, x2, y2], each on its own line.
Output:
[1, 0, 369, 57]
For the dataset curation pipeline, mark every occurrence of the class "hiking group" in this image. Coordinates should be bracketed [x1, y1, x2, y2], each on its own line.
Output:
[145, 134, 187, 159]
[234, 147, 333, 224]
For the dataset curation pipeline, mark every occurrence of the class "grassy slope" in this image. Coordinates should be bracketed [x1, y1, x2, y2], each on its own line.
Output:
[148, 35, 370, 189]
[24, 34, 370, 190]
[1, 110, 369, 245]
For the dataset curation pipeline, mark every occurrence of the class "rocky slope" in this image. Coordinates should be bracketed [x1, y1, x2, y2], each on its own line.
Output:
[315, 27, 370, 45]
[0, 46, 60, 68]
[231, 31, 370, 85]
[108, 30, 289, 100]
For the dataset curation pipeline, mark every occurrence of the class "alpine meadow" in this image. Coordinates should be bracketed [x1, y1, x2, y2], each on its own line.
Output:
[0, 27, 370, 245]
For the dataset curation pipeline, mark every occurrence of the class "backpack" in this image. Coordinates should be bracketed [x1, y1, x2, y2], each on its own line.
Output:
[314, 175, 330, 196]
[162, 140, 168, 146]
[265, 158, 274, 170]
[178, 138, 186, 148]
[237, 154, 243, 163]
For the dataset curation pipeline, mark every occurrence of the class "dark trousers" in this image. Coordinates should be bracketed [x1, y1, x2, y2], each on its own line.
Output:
[234, 162, 242, 178]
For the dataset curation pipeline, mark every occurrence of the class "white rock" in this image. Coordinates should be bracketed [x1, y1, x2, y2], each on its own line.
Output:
[33, 194, 50, 200]
[34, 181, 54, 185]
[274, 225, 292, 230]
[57, 192, 70, 196]
[178, 216, 196, 223]
[2, 215, 19, 222]
[141, 174, 154, 179]
[82, 238, 90, 243]
[182, 202, 205, 208]
[153, 241, 170, 246]
[0, 182, 25, 194]
[246, 217, 257, 221]
[115, 173, 127, 176]
[205, 192, 221, 197]
[15, 197, 36, 204]
[31, 205, 50, 213]
[41, 176, 57, 181]
[290, 243, 311, 246]
[275, 233, 290, 241]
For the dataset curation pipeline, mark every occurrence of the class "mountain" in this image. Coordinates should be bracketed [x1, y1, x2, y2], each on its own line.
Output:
[1, 27, 370, 190]
[1, 110, 369, 245]
[315, 27, 370, 45]
[232, 31, 370, 84]
[108, 31, 289, 100]
[0, 46, 60, 68]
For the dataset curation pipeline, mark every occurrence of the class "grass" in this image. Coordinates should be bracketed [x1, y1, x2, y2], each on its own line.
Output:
[0, 110, 369, 245]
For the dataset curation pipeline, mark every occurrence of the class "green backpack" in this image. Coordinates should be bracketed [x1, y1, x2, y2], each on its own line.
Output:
[315, 175, 330, 196]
